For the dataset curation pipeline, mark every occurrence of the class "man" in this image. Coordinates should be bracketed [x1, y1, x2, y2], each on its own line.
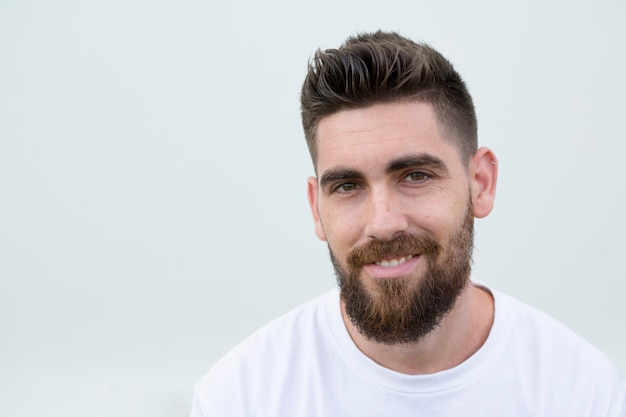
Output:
[190, 31, 625, 416]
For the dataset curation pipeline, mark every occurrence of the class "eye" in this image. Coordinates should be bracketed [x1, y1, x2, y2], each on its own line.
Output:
[333, 182, 358, 194]
[405, 171, 429, 183]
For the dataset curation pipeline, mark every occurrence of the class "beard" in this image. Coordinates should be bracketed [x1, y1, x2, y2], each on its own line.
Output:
[330, 202, 475, 345]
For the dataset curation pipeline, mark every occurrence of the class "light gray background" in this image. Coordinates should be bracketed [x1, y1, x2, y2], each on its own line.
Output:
[1, 1, 624, 416]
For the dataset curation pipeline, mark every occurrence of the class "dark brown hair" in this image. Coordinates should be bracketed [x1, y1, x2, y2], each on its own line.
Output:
[300, 31, 477, 167]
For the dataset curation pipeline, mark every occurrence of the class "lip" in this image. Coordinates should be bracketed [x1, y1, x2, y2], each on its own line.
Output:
[363, 254, 421, 279]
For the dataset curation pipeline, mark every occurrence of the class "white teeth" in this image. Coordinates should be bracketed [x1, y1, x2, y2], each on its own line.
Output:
[375, 255, 413, 267]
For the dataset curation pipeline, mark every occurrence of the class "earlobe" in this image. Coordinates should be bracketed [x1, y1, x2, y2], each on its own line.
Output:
[470, 147, 498, 218]
[307, 176, 327, 241]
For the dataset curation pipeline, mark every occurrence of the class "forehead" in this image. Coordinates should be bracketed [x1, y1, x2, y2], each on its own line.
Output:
[315, 101, 463, 174]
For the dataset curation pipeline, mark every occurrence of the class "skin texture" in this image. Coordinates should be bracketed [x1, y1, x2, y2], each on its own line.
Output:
[307, 101, 498, 374]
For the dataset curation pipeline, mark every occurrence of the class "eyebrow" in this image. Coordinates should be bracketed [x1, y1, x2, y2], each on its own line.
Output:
[385, 154, 448, 174]
[318, 153, 448, 189]
[319, 168, 364, 189]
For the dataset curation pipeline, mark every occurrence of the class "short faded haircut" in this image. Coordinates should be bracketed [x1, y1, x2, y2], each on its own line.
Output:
[300, 31, 477, 168]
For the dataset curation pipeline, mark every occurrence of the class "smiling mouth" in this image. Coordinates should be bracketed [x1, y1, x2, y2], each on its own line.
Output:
[374, 255, 415, 267]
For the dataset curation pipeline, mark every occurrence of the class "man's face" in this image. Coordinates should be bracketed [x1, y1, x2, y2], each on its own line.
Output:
[307, 101, 486, 345]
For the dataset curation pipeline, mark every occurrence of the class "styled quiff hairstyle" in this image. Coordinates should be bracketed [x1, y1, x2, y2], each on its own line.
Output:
[301, 31, 477, 167]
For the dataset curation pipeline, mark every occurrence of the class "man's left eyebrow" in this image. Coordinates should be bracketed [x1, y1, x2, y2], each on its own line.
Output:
[385, 154, 448, 174]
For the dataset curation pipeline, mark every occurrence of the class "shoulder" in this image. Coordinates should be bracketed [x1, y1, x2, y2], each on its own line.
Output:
[495, 289, 609, 359]
[491, 288, 626, 415]
[204, 288, 333, 377]
[191, 289, 337, 416]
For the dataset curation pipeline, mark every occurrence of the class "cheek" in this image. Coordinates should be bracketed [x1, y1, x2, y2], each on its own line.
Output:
[409, 197, 467, 238]
[318, 210, 360, 254]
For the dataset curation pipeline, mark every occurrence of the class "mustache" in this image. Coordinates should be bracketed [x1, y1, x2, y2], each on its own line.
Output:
[347, 233, 440, 269]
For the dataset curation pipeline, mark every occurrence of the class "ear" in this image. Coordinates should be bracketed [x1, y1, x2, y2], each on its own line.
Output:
[307, 176, 327, 241]
[470, 147, 498, 218]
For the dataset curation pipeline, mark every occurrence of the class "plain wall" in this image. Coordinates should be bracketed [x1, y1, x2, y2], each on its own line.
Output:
[1, 1, 624, 416]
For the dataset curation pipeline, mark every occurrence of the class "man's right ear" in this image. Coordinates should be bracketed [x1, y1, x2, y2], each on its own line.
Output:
[307, 176, 327, 242]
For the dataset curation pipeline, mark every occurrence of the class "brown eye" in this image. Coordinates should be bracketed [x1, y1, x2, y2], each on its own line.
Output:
[337, 183, 357, 193]
[407, 172, 428, 182]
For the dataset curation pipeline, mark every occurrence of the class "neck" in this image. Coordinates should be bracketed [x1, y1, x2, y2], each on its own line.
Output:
[340, 283, 494, 375]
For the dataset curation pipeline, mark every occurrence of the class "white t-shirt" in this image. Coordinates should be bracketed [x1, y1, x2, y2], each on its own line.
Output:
[190, 285, 626, 417]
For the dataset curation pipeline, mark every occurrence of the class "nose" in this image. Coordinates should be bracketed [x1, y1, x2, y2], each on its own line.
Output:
[363, 187, 409, 241]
